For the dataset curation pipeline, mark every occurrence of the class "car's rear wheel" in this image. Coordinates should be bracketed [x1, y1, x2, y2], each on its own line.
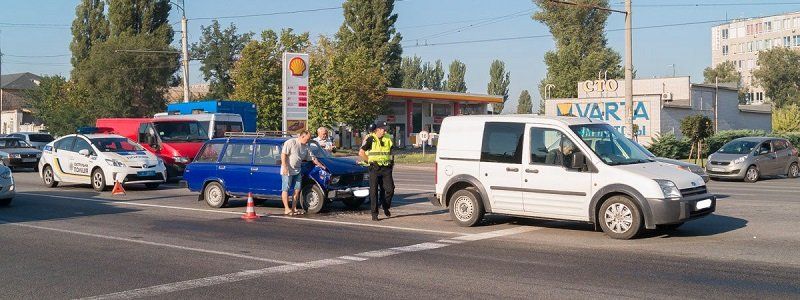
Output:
[91, 169, 107, 191]
[787, 162, 799, 178]
[204, 182, 228, 208]
[342, 197, 366, 210]
[744, 165, 759, 183]
[145, 183, 160, 189]
[449, 188, 484, 227]
[42, 165, 58, 188]
[0, 198, 11, 206]
[599, 195, 642, 240]
[302, 184, 326, 214]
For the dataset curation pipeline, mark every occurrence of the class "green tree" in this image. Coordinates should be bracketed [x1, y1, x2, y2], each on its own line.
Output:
[107, 0, 172, 40]
[538, 98, 545, 114]
[27, 76, 96, 136]
[444, 60, 467, 92]
[533, 0, 623, 99]
[517, 90, 533, 114]
[773, 104, 800, 133]
[752, 47, 800, 108]
[422, 60, 444, 90]
[231, 29, 310, 130]
[487, 59, 510, 113]
[308, 35, 339, 130]
[336, 0, 403, 86]
[680, 114, 714, 164]
[327, 47, 389, 130]
[399, 55, 424, 89]
[191, 20, 253, 99]
[70, 0, 109, 68]
[703, 61, 741, 85]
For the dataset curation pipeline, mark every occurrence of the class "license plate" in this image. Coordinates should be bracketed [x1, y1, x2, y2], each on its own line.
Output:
[353, 189, 369, 198]
[22, 158, 36, 162]
[137, 170, 156, 177]
[710, 167, 724, 172]
[695, 199, 712, 210]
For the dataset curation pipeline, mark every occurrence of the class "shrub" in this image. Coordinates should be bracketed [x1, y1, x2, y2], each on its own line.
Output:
[772, 132, 800, 146]
[647, 133, 690, 159]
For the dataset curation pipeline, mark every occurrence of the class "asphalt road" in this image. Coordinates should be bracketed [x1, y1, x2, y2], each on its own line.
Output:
[1, 166, 799, 299]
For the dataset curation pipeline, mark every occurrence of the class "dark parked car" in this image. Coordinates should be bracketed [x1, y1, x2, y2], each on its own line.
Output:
[0, 137, 43, 170]
[183, 136, 369, 213]
[707, 137, 799, 182]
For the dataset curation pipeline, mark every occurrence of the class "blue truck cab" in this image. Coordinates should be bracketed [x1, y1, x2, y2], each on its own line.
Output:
[183, 135, 369, 213]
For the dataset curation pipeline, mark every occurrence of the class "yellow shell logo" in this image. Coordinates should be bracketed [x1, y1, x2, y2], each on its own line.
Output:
[289, 57, 306, 76]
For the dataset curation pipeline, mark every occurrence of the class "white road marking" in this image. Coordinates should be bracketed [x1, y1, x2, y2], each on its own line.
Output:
[1, 221, 295, 265]
[19, 192, 459, 235]
[80, 226, 542, 299]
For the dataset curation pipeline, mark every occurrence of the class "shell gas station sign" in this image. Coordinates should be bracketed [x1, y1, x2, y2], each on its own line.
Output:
[282, 52, 309, 134]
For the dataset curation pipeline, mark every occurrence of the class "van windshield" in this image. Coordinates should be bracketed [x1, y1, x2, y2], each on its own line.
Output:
[154, 121, 208, 142]
[570, 124, 653, 166]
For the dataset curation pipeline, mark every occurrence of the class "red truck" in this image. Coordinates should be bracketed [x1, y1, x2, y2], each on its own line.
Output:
[96, 118, 208, 178]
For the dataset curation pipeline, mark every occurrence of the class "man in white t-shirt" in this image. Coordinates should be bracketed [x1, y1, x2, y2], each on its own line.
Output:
[313, 127, 335, 152]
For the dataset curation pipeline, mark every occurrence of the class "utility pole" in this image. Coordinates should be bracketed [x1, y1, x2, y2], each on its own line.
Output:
[714, 76, 719, 132]
[0, 30, 4, 134]
[624, 0, 634, 139]
[179, 0, 190, 103]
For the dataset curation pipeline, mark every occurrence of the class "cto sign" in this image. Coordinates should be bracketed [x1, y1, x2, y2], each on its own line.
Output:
[581, 79, 619, 93]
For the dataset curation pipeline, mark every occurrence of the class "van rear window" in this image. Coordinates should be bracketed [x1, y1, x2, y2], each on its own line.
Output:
[480, 122, 524, 164]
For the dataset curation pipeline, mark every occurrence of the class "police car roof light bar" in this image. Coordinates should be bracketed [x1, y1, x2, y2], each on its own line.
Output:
[77, 127, 116, 134]
[260, 131, 293, 137]
[224, 132, 266, 138]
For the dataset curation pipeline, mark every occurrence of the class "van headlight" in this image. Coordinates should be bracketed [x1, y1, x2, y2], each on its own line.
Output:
[173, 156, 190, 164]
[731, 156, 747, 165]
[654, 179, 681, 199]
[105, 159, 126, 167]
[0, 168, 11, 179]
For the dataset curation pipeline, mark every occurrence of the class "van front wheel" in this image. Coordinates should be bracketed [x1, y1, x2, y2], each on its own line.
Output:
[449, 188, 484, 227]
[599, 196, 642, 240]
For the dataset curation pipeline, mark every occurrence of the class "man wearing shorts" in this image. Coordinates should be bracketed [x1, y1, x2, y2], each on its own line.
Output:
[281, 131, 326, 215]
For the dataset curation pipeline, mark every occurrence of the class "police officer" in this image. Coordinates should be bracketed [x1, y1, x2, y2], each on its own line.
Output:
[358, 121, 394, 221]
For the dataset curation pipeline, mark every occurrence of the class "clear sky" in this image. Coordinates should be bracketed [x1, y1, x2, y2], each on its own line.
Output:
[1, 0, 799, 112]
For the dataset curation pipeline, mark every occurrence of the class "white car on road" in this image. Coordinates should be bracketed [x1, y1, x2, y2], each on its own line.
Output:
[39, 133, 167, 191]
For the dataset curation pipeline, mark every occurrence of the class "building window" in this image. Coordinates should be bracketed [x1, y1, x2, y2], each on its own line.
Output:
[794, 35, 800, 47]
[765, 21, 772, 32]
[785, 36, 792, 47]
[722, 45, 729, 56]
[747, 41, 753, 52]
[746, 24, 753, 35]
[721, 28, 729, 39]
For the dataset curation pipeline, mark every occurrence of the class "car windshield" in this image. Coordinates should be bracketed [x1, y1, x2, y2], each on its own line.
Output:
[154, 121, 208, 142]
[570, 124, 654, 166]
[0, 138, 32, 148]
[308, 141, 332, 158]
[718, 140, 758, 154]
[629, 139, 657, 158]
[91, 137, 144, 152]
[29, 134, 54, 143]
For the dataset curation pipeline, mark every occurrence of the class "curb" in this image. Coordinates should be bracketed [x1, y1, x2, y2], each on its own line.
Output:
[393, 164, 435, 171]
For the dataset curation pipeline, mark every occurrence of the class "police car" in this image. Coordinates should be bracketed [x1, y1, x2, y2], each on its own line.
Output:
[39, 128, 167, 191]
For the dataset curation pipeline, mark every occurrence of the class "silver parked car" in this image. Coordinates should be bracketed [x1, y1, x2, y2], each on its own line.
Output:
[631, 141, 710, 182]
[7, 132, 55, 150]
[707, 137, 800, 182]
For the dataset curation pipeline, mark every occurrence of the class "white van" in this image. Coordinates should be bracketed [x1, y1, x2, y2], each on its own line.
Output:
[431, 115, 716, 239]
[154, 113, 243, 139]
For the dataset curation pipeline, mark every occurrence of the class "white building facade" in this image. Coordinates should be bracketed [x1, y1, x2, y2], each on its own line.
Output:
[711, 11, 800, 103]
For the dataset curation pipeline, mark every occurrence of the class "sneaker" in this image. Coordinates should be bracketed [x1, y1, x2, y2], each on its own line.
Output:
[372, 215, 379, 221]
[383, 209, 391, 217]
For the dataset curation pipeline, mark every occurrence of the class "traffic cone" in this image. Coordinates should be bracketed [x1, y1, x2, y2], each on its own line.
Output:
[111, 180, 126, 196]
[241, 192, 260, 220]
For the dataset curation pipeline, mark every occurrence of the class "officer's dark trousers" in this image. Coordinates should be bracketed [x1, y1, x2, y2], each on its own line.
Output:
[369, 164, 394, 216]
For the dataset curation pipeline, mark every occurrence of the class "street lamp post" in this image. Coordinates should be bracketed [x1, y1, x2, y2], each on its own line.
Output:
[171, 0, 190, 103]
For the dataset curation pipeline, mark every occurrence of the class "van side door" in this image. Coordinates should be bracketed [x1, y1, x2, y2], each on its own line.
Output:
[478, 122, 525, 212]
[521, 125, 592, 220]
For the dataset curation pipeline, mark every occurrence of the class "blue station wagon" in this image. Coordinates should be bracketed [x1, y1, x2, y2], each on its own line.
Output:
[184, 136, 369, 213]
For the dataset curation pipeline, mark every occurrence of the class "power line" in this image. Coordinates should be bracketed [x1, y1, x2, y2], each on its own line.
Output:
[404, 18, 730, 48]
[4, 53, 70, 58]
[190, 6, 342, 21]
[0, 22, 69, 28]
[410, 8, 535, 41]
[612, 2, 800, 7]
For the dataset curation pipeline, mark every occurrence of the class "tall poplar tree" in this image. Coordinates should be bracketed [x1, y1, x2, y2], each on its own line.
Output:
[70, 0, 109, 69]
[336, 0, 403, 86]
[422, 60, 445, 91]
[487, 59, 511, 114]
[517, 90, 533, 114]
[192, 20, 253, 99]
[444, 60, 467, 92]
[533, 0, 623, 99]
[400, 56, 424, 89]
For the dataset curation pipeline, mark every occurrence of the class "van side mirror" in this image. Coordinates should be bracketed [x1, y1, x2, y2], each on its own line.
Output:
[570, 152, 587, 170]
[78, 149, 90, 157]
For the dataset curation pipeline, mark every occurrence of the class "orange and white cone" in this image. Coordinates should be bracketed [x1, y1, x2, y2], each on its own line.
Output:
[111, 180, 126, 196]
[241, 192, 260, 220]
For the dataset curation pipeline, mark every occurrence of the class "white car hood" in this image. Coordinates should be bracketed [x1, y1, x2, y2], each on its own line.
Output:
[616, 161, 705, 190]
[103, 151, 159, 167]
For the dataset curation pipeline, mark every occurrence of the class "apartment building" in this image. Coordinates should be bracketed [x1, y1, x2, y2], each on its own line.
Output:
[711, 11, 800, 104]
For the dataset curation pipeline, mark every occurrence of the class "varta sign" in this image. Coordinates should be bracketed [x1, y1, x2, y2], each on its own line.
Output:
[553, 99, 655, 137]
